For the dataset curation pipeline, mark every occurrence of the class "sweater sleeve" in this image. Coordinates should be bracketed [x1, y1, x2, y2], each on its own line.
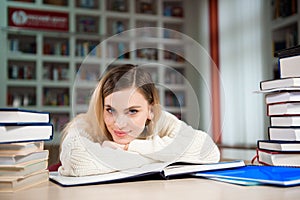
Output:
[59, 119, 155, 177]
[127, 111, 220, 163]
[58, 125, 115, 176]
[127, 111, 181, 158]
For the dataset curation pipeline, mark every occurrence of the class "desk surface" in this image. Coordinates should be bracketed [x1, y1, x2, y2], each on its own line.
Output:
[1, 178, 300, 200]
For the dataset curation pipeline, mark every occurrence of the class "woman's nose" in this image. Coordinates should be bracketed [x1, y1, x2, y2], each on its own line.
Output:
[114, 115, 127, 129]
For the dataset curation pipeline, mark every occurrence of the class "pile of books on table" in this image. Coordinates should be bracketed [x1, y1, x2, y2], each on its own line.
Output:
[0, 108, 53, 192]
[257, 45, 300, 167]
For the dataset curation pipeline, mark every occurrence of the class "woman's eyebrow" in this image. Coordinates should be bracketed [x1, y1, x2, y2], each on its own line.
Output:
[127, 106, 141, 109]
[104, 105, 141, 111]
[124, 106, 142, 112]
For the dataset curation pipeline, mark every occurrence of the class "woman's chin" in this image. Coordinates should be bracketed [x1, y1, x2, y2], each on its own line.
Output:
[113, 138, 131, 145]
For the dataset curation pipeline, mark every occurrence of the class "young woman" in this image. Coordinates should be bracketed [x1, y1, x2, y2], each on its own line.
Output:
[59, 64, 220, 177]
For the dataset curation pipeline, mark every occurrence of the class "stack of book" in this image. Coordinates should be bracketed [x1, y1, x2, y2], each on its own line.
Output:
[257, 45, 300, 167]
[0, 108, 53, 192]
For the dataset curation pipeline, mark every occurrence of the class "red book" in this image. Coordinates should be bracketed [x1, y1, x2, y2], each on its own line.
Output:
[257, 148, 300, 167]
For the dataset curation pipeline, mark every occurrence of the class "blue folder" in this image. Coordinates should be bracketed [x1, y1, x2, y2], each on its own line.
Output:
[194, 165, 300, 187]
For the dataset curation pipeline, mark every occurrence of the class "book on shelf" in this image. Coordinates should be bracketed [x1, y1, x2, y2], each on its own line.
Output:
[193, 165, 300, 187]
[0, 170, 49, 192]
[77, 0, 97, 8]
[0, 142, 44, 156]
[49, 160, 245, 186]
[0, 159, 48, 177]
[260, 77, 300, 91]
[257, 140, 300, 152]
[268, 127, 300, 141]
[257, 148, 300, 167]
[0, 123, 53, 144]
[76, 42, 101, 57]
[8, 64, 35, 80]
[265, 92, 300, 104]
[272, 0, 298, 20]
[267, 102, 300, 116]
[7, 92, 36, 107]
[270, 116, 300, 127]
[0, 108, 50, 124]
[0, 150, 49, 166]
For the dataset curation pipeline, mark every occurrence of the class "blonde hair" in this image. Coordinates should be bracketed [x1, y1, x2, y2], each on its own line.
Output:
[62, 64, 161, 143]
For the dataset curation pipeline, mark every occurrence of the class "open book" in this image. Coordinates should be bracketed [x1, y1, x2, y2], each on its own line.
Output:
[49, 160, 245, 186]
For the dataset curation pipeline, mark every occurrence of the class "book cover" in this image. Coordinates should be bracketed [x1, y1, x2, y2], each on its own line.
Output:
[274, 44, 300, 58]
[0, 123, 53, 144]
[194, 165, 300, 186]
[49, 160, 245, 186]
[0, 108, 50, 124]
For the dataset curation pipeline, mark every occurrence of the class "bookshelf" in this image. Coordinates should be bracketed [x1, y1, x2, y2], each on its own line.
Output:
[270, 0, 300, 78]
[0, 0, 189, 154]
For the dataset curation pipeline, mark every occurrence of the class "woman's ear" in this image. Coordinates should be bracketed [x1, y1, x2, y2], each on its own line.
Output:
[148, 105, 154, 120]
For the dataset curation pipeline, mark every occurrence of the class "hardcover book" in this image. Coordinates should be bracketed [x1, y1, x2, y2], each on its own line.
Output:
[266, 92, 300, 105]
[0, 123, 53, 144]
[267, 102, 300, 116]
[0, 159, 48, 177]
[275, 44, 300, 58]
[257, 148, 300, 167]
[0, 170, 49, 192]
[0, 108, 50, 124]
[270, 116, 300, 127]
[0, 142, 44, 156]
[279, 55, 300, 78]
[0, 150, 49, 165]
[257, 140, 300, 152]
[260, 77, 300, 91]
[268, 127, 300, 141]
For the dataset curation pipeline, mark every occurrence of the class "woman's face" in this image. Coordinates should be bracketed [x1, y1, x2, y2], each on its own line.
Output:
[103, 88, 152, 145]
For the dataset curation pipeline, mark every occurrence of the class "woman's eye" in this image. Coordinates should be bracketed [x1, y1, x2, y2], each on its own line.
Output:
[106, 108, 115, 114]
[128, 109, 138, 115]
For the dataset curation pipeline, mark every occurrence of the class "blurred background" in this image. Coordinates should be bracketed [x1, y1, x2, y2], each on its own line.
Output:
[0, 0, 299, 165]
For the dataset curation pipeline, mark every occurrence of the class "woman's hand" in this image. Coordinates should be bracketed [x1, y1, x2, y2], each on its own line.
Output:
[102, 141, 129, 151]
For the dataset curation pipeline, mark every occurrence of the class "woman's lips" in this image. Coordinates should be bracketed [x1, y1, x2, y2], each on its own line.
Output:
[114, 130, 128, 137]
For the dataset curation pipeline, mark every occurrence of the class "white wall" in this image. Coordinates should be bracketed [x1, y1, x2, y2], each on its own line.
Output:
[218, 0, 271, 146]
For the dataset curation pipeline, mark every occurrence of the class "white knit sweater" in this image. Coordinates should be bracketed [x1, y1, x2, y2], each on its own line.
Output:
[59, 111, 220, 177]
